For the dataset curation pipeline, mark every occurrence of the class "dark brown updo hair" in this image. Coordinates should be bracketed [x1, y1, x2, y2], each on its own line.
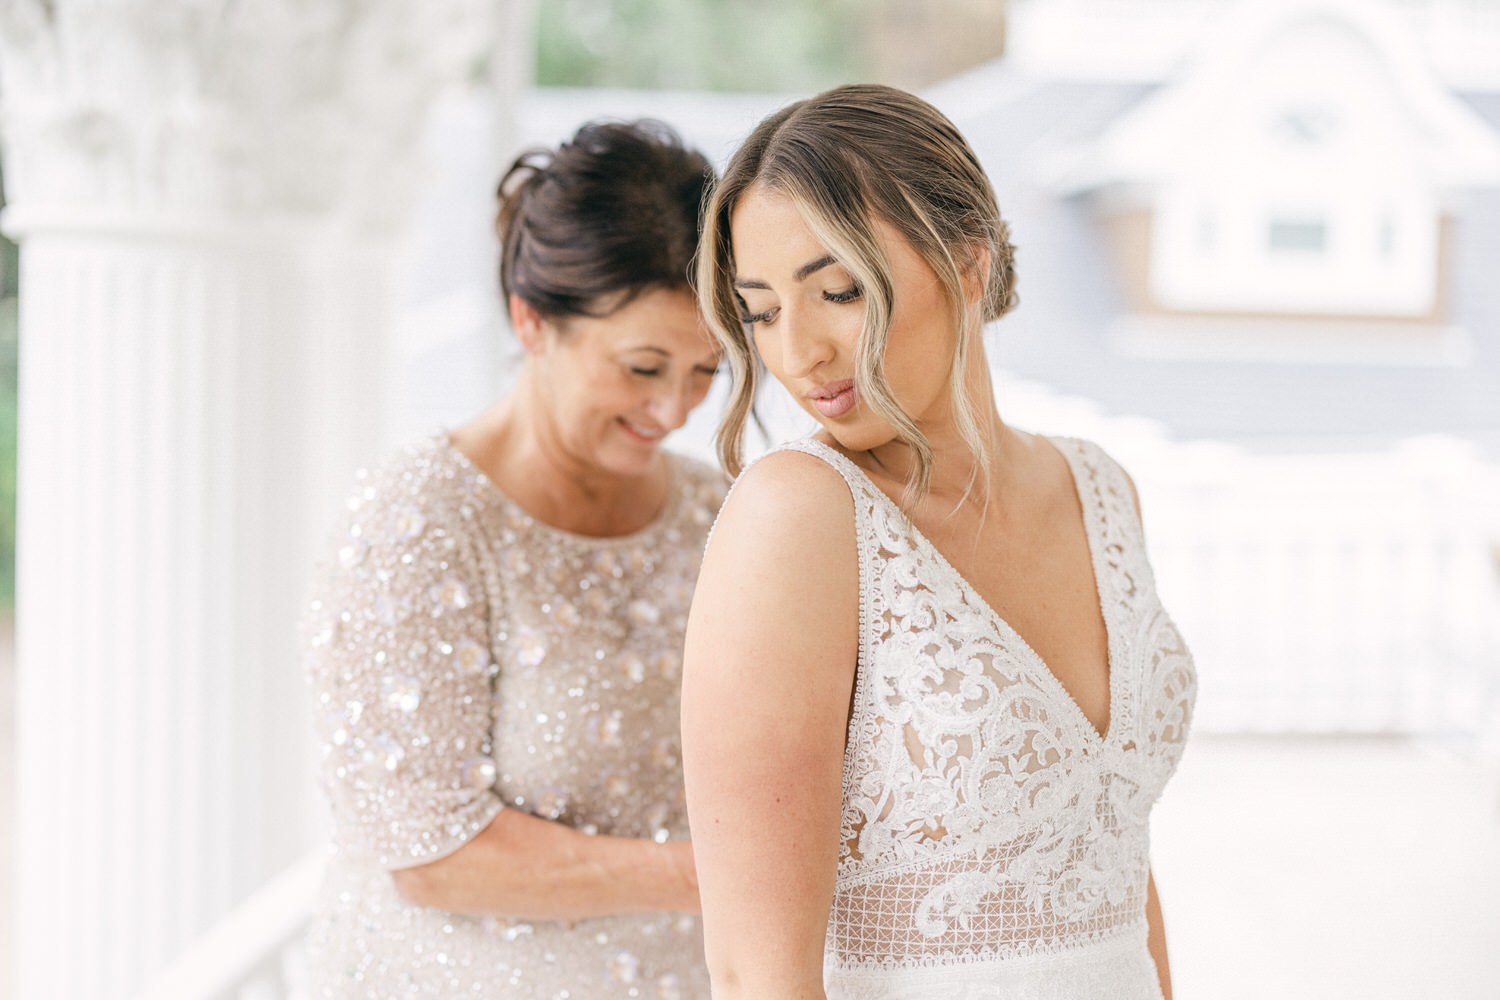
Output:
[497, 119, 714, 321]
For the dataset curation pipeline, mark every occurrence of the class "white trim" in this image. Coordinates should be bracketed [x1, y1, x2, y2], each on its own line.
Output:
[131, 852, 324, 1000]
[1010, 0, 1500, 91]
[1047, 0, 1500, 194]
[1106, 314, 1475, 366]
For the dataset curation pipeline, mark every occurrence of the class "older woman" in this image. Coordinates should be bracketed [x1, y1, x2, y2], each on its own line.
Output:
[303, 120, 725, 999]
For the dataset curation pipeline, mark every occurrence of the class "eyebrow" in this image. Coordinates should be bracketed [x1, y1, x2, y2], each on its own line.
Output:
[733, 254, 839, 290]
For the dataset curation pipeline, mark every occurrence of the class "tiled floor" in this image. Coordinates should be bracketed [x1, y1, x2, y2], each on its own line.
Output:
[1, 630, 1497, 998]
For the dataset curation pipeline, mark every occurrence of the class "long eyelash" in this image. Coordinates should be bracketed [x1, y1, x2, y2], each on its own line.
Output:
[824, 286, 862, 304]
[740, 308, 776, 325]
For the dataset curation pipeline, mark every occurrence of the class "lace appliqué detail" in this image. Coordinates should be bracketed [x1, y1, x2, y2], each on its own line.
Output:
[779, 438, 1195, 997]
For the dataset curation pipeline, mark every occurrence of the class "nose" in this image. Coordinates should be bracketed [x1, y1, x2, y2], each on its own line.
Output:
[647, 376, 697, 432]
[772, 304, 833, 379]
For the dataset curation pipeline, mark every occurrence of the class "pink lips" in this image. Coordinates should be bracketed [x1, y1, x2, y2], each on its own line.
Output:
[616, 417, 665, 445]
[808, 379, 857, 419]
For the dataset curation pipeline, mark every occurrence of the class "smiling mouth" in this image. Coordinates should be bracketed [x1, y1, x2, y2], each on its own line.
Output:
[808, 380, 857, 419]
[618, 418, 667, 443]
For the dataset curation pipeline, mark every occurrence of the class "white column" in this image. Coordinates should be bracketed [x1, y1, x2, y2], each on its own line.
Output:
[0, 3, 519, 997]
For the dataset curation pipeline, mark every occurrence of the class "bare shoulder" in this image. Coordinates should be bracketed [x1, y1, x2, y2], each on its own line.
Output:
[690, 447, 859, 677]
[687, 446, 864, 767]
[709, 447, 857, 551]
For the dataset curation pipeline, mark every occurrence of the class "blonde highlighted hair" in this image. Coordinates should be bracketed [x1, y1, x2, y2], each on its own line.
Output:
[695, 83, 1018, 504]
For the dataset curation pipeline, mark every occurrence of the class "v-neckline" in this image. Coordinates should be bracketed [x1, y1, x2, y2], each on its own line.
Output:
[799, 436, 1119, 745]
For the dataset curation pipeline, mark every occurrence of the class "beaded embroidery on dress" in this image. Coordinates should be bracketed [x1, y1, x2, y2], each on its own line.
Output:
[302, 434, 725, 999]
[777, 437, 1195, 1000]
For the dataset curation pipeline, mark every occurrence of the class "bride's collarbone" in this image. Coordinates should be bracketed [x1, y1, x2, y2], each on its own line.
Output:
[909, 487, 1111, 695]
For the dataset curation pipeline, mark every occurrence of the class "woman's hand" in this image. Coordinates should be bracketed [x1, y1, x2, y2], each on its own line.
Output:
[391, 809, 700, 918]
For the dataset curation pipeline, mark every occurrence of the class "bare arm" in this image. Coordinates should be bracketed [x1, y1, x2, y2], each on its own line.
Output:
[1146, 868, 1172, 1000]
[390, 810, 698, 917]
[682, 454, 860, 1000]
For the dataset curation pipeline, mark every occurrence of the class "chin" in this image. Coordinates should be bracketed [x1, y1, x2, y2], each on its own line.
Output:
[819, 416, 899, 456]
[599, 443, 663, 479]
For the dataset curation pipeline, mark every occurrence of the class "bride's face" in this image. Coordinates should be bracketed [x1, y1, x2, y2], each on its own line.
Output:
[729, 184, 960, 455]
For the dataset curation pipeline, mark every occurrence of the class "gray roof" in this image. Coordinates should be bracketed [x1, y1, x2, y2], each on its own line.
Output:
[942, 77, 1500, 459]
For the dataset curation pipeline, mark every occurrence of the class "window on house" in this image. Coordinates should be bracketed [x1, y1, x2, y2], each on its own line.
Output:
[1268, 218, 1328, 253]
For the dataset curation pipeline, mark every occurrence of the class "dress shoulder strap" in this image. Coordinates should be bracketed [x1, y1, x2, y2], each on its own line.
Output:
[1050, 435, 1154, 592]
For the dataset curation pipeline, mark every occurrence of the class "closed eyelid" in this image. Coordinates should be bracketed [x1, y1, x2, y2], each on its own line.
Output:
[734, 290, 774, 321]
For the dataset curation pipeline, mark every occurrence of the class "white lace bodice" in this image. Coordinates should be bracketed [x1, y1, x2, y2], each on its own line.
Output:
[781, 438, 1195, 1000]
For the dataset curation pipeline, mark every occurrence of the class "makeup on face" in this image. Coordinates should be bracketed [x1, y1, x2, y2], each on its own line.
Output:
[729, 186, 960, 453]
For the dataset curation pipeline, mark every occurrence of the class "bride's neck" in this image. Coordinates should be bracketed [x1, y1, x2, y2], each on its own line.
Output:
[863, 351, 1009, 503]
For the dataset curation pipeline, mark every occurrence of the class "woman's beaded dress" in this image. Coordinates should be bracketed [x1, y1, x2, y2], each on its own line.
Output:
[780, 437, 1196, 1000]
[303, 435, 726, 999]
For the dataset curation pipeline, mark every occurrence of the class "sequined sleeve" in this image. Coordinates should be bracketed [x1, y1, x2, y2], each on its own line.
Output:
[304, 445, 504, 870]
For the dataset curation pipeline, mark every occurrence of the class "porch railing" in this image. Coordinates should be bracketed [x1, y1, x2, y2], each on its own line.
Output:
[1135, 436, 1500, 737]
[130, 851, 322, 1000]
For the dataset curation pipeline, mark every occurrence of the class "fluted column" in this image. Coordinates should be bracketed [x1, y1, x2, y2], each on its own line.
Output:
[0, 3, 522, 997]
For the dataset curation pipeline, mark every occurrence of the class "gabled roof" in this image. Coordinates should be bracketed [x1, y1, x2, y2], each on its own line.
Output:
[1047, 0, 1500, 194]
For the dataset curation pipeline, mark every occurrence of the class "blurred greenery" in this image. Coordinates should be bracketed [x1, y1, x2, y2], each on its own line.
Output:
[536, 0, 869, 92]
[534, 0, 1011, 94]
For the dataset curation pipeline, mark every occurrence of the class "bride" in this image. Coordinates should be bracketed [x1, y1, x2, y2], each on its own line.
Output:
[682, 84, 1196, 1000]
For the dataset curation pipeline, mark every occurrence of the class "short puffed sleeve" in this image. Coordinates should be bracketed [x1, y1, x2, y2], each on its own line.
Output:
[303, 442, 504, 869]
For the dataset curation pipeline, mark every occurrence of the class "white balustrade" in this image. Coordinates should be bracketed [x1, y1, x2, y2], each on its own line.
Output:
[1000, 374, 1500, 738]
[132, 851, 322, 1000]
[1144, 438, 1500, 734]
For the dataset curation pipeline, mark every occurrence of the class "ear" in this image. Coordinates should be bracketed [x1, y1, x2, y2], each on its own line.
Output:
[508, 293, 548, 354]
[961, 244, 992, 309]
